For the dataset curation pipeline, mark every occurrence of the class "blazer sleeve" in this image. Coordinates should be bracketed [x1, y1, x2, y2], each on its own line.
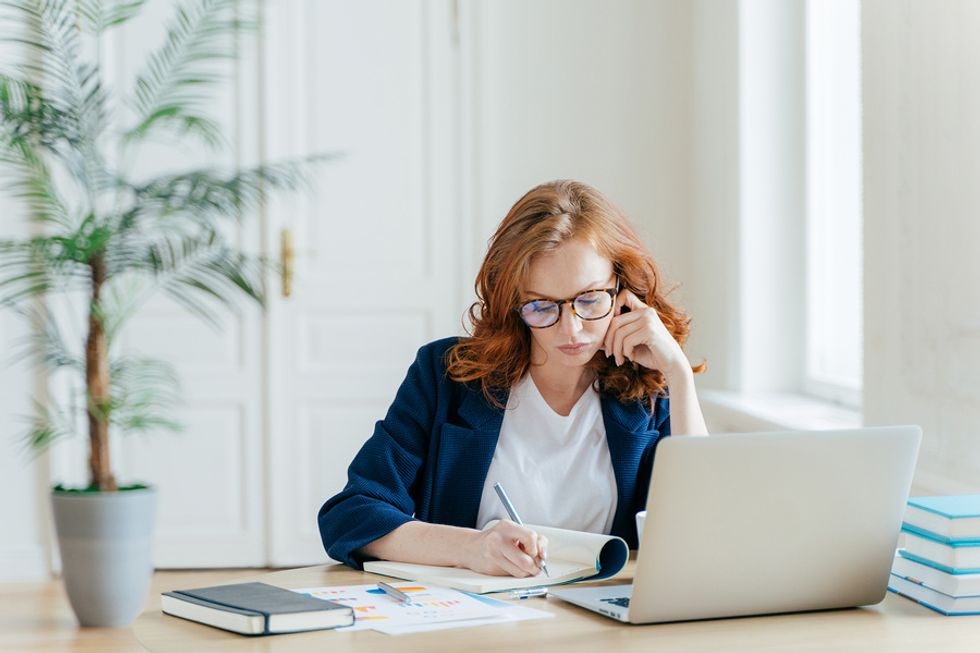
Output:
[317, 343, 441, 569]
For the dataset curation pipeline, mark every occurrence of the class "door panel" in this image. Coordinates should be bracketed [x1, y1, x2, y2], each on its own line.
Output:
[264, 0, 462, 566]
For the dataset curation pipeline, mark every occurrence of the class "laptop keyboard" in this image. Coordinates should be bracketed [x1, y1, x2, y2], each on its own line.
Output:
[600, 597, 631, 608]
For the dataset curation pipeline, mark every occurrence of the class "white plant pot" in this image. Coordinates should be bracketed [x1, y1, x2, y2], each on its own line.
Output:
[50, 486, 157, 627]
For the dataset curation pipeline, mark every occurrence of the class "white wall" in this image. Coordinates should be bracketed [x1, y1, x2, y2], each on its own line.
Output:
[685, 0, 806, 397]
[862, 0, 980, 494]
[686, 0, 740, 391]
[461, 0, 693, 310]
[0, 212, 51, 581]
[0, 12, 46, 581]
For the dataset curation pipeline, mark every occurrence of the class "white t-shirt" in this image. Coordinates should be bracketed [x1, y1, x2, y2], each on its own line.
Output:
[475, 372, 618, 534]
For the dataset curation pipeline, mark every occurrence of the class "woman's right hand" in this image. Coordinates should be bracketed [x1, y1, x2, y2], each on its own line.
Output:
[459, 520, 549, 577]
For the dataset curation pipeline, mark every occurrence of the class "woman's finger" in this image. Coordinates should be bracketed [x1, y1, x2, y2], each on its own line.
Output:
[620, 322, 654, 365]
[613, 288, 629, 317]
[500, 540, 540, 576]
[519, 531, 540, 560]
[622, 288, 646, 309]
[612, 318, 647, 366]
[499, 521, 541, 558]
[603, 309, 644, 356]
[490, 552, 529, 578]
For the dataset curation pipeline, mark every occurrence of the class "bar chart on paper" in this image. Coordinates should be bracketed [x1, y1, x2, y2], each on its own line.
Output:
[290, 583, 543, 634]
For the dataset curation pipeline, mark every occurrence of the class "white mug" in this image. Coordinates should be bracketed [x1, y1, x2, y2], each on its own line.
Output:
[635, 510, 647, 547]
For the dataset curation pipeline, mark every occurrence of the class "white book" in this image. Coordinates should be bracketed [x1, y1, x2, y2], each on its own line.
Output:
[888, 574, 980, 615]
[903, 531, 980, 571]
[363, 522, 628, 594]
[892, 552, 980, 597]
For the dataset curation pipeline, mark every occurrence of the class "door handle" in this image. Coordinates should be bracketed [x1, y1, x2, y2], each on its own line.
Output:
[280, 228, 294, 298]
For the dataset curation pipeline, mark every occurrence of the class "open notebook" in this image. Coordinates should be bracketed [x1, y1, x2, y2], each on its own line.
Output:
[362, 522, 629, 594]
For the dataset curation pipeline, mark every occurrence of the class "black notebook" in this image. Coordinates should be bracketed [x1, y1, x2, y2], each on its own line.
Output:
[161, 582, 354, 635]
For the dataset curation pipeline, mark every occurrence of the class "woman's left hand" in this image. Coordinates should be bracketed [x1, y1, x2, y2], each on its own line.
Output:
[601, 288, 689, 376]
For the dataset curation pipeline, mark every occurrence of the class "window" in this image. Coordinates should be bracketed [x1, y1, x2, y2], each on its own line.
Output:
[804, 0, 863, 407]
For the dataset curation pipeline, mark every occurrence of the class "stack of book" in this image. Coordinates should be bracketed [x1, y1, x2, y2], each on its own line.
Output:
[889, 495, 980, 615]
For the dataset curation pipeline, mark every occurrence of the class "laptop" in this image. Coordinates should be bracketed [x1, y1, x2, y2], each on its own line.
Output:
[548, 425, 921, 624]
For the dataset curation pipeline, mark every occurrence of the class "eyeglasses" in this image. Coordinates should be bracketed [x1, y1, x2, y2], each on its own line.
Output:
[515, 277, 619, 328]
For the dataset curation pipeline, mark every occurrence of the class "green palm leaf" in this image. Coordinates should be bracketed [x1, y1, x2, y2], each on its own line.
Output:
[20, 398, 75, 456]
[1, 1, 111, 194]
[5, 302, 83, 371]
[0, 236, 91, 305]
[0, 141, 75, 230]
[127, 155, 333, 224]
[77, 0, 148, 33]
[126, 0, 254, 147]
[107, 355, 182, 434]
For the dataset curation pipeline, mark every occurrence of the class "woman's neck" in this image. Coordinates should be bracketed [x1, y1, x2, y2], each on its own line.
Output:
[528, 364, 596, 414]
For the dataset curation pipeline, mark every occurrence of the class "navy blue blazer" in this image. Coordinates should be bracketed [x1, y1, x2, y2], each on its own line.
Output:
[317, 336, 671, 569]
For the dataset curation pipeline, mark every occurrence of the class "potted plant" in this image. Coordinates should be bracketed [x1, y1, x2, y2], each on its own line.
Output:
[0, 0, 326, 627]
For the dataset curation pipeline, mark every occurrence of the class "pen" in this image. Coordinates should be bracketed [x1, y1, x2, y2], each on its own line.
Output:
[377, 580, 412, 604]
[493, 482, 550, 577]
[509, 587, 549, 600]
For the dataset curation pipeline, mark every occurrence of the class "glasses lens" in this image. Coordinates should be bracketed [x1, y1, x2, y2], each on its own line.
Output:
[519, 300, 560, 327]
[574, 290, 613, 319]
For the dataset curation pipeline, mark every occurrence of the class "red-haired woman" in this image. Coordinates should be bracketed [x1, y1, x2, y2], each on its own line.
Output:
[318, 180, 707, 577]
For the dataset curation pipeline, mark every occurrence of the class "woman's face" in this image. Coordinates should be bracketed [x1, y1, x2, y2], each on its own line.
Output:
[521, 238, 616, 370]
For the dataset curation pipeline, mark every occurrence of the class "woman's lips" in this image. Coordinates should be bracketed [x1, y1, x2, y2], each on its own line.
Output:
[558, 343, 589, 354]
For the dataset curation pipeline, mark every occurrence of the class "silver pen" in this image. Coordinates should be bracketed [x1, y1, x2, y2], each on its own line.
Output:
[493, 482, 551, 577]
[377, 580, 412, 603]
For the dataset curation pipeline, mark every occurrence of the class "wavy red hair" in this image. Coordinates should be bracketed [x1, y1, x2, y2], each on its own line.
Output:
[446, 179, 704, 411]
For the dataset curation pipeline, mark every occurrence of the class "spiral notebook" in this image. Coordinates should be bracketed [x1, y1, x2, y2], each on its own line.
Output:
[363, 522, 629, 594]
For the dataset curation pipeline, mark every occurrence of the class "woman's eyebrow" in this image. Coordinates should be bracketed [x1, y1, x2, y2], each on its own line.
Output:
[524, 279, 609, 299]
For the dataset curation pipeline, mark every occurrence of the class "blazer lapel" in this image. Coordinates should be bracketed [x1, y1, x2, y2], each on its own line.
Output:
[457, 384, 508, 433]
[430, 385, 508, 528]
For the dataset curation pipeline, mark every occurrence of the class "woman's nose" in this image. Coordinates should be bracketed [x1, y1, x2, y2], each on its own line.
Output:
[557, 304, 583, 334]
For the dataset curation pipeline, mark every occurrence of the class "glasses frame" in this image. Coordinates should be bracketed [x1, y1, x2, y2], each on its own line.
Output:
[515, 276, 620, 329]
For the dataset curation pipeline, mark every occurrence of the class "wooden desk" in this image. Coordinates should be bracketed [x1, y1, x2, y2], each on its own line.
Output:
[134, 559, 977, 652]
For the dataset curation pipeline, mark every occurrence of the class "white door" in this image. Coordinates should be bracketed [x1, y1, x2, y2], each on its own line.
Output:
[263, 0, 464, 566]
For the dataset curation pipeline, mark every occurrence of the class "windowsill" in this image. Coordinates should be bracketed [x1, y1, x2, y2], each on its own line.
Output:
[698, 389, 862, 433]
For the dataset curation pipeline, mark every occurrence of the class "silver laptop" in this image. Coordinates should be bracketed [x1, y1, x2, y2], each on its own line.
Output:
[549, 425, 921, 624]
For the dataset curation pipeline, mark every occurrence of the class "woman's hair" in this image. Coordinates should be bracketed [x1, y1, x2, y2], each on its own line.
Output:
[446, 179, 705, 412]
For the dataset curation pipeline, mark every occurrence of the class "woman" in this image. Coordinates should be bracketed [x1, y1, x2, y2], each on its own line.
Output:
[318, 179, 707, 578]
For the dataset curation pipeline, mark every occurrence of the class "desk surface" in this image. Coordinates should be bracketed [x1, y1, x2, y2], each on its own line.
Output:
[134, 559, 978, 652]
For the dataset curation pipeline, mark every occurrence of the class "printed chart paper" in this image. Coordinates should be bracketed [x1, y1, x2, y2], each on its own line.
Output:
[291, 583, 551, 635]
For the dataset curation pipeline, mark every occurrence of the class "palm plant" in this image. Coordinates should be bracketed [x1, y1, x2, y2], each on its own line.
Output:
[0, 0, 327, 491]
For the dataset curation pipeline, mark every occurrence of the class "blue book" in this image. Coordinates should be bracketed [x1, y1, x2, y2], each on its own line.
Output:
[903, 495, 980, 542]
